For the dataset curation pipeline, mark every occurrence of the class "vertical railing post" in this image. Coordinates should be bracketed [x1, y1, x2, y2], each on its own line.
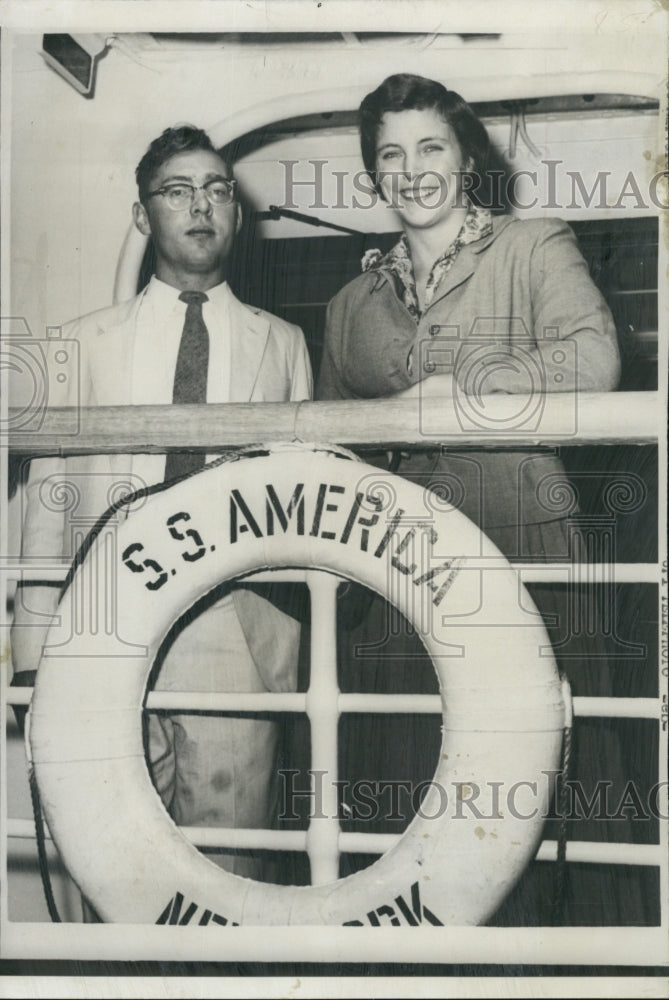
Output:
[305, 571, 341, 886]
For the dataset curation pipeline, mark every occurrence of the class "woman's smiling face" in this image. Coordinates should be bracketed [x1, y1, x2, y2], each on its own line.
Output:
[374, 107, 472, 230]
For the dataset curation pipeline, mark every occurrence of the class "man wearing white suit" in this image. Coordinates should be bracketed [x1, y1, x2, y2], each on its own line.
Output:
[11, 125, 313, 889]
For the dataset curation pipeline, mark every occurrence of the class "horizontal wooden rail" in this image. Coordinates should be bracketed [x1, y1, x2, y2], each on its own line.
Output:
[6, 391, 659, 454]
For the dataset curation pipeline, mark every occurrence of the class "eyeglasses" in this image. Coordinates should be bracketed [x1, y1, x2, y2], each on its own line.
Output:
[146, 178, 237, 211]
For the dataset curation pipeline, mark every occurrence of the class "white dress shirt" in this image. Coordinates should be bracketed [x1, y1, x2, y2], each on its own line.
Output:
[132, 274, 232, 407]
[131, 275, 232, 608]
[129, 275, 233, 487]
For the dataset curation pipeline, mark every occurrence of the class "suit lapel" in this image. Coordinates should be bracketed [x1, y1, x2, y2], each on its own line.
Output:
[426, 215, 513, 310]
[86, 296, 144, 405]
[427, 246, 477, 306]
[84, 293, 158, 501]
[226, 288, 271, 402]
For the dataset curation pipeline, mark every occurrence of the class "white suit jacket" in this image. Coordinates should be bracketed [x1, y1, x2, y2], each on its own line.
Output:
[14, 283, 313, 691]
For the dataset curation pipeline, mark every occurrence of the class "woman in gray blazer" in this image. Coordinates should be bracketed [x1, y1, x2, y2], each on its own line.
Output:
[317, 74, 646, 929]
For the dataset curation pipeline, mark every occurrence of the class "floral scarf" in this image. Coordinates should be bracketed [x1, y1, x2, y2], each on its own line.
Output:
[361, 202, 493, 322]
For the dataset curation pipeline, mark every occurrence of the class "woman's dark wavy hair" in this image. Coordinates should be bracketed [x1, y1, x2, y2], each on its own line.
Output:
[135, 124, 229, 204]
[359, 74, 497, 206]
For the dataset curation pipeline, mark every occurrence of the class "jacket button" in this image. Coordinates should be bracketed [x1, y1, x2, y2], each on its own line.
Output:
[424, 360, 436, 373]
[429, 324, 440, 337]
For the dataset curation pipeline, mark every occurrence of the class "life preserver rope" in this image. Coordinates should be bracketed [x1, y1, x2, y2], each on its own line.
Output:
[29, 443, 566, 926]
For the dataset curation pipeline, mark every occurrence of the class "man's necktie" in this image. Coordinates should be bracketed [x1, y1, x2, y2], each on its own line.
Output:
[164, 290, 210, 481]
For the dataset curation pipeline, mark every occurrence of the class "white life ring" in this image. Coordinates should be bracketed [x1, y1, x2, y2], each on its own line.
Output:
[29, 443, 566, 926]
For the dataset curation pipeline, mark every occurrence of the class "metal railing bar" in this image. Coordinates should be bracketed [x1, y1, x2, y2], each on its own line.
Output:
[141, 692, 309, 712]
[5, 563, 660, 585]
[340, 836, 663, 868]
[5, 818, 308, 851]
[5, 688, 662, 719]
[4, 689, 310, 710]
[515, 563, 659, 584]
[337, 694, 441, 715]
[534, 840, 663, 867]
[3, 566, 315, 582]
[5, 390, 659, 454]
[338, 695, 662, 719]
[3, 566, 70, 580]
[572, 696, 661, 719]
[7, 819, 661, 868]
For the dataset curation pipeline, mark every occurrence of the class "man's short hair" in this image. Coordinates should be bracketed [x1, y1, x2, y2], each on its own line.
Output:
[135, 125, 229, 204]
